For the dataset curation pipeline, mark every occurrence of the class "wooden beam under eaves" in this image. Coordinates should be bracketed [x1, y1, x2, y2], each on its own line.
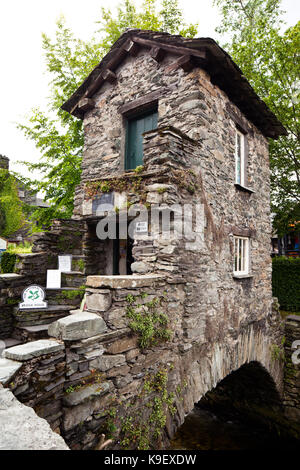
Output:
[123, 39, 139, 56]
[78, 98, 95, 113]
[102, 69, 117, 83]
[149, 46, 165, 62]
[177, 55, 194, 72]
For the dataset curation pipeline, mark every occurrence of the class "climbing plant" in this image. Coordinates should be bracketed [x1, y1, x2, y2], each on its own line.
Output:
[125, 293, 172, 348]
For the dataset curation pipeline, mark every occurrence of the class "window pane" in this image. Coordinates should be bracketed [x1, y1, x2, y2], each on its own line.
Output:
[234, 237, 249, 274]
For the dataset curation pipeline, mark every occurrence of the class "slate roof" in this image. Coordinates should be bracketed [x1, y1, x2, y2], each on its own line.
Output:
[61, 29, 287, 139]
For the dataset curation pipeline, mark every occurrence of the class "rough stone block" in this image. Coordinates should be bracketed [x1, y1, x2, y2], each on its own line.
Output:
[90, 354, 126, 372]
[63, 382, 111, 407]
[3, 340, 65, 362]
[0, 387, 69, 450]
[86, 290, 112, 312]
[0, 358, 22, 385]
[48, 312, 107, 341]
[131, 262, 150, 273]
[86, 274, 164, 289]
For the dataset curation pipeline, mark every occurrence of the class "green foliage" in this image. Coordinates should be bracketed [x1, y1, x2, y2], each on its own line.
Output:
[18, 0, 198, 230]
[117, 365, 176, 449]
[125, 294, 172, 348]
[0, 170, 25, 237]
[7, 241, 32, 254]
[272, 257, 300, 311]
[0, 252, 17, 274]
[214, 0, 300, 234]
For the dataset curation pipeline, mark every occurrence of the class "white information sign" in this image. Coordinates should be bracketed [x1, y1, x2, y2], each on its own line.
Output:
[58, 255, 72, 273]
[135, 221, 148, 233]
[0, 237, 7, 250]
[19, 285, 47, 309]
[46, 270, 61, 289]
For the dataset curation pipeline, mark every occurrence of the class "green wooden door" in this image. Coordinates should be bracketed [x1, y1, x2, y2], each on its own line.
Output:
[125, 110, 158, 170]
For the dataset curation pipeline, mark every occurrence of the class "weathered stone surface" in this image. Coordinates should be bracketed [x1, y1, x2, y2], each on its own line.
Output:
[106, 335, 138, 354]
[90, 354, 126, 371]
[131, 262, 150, 273]
[86, 274, 164, 289]
[86, 290, 112, 312]
[0, 358, 22, 385]
[3, 340, 65, 361]
[0, 386, 69, 450]
[48, 312, 107, 340]
[63, 382, 111, 407]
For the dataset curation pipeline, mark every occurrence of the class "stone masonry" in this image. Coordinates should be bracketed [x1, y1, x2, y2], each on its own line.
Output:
[0, 30, 293, 450]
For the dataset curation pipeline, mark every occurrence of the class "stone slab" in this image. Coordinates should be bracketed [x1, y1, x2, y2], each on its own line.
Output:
[0, 386, 69, 450]
[0, 274, 24, 280]
[48, 311, 107, 340]
[62, 382, 111, 407]
[0, 358, 22, 385]
[3, 339, 65, 361]
[86, 290, 112, 312]
[86, 274, 165, 289]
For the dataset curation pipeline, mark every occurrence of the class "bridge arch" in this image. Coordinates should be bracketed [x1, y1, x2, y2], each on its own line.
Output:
[167, 325, 286, 445]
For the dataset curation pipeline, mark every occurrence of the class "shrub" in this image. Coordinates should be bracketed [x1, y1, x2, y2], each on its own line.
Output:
[272, 257, 300, 311]
[0, 252, 17, 273]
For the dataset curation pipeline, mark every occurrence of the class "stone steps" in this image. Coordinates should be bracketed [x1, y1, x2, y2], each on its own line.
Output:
[13, 324, 52, 342]
[13, 305, 75, 329]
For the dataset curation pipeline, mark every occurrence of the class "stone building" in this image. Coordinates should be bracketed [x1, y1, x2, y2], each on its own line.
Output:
[61, 29, 285, 289]
[1, 30, 296, 451]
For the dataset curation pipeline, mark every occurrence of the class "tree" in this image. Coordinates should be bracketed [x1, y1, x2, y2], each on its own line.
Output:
[214, 0, 299, 236]
[0, 169, 25, 237]
[18, 0, 198, 229]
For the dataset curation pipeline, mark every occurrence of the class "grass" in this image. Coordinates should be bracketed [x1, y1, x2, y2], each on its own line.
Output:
[7, 241, 32, 254]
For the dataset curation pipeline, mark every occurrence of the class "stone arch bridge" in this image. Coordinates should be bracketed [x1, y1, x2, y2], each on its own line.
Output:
[1, 273, 299, 450]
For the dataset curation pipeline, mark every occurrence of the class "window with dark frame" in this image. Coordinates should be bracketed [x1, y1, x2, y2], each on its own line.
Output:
[125, 108, 158, 170]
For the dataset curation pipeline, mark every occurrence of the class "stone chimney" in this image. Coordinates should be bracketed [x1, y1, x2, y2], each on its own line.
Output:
[0, 155, 9, 170]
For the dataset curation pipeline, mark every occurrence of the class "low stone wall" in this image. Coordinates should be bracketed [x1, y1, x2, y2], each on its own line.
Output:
[283, 315, 300, 437]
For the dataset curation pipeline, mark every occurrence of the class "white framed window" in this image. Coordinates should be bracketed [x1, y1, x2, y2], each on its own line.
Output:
[234, 236, 250, 275]
[235, 129, 245, 186]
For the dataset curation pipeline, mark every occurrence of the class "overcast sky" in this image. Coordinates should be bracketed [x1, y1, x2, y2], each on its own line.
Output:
[0, 0, 299, 180]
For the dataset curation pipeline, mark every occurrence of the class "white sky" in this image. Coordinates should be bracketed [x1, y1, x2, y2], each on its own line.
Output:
[0, 0, 299, 181]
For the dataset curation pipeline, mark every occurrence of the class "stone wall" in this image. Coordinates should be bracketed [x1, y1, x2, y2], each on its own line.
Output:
[0, 274, 285, 450]
[283, 315, 300, 437]
[73, 46, 273, 366]
[0, 252, 47, 340]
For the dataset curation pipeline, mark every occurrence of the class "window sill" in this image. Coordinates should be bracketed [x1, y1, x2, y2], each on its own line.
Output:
[234, 183, 254, 194]
[233, 274, 253, 280]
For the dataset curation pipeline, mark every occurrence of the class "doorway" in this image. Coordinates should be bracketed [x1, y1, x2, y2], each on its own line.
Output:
[112, 222, 134, 275]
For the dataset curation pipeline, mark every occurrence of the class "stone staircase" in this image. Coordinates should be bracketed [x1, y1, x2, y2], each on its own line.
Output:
[2, 272, 86, 346]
